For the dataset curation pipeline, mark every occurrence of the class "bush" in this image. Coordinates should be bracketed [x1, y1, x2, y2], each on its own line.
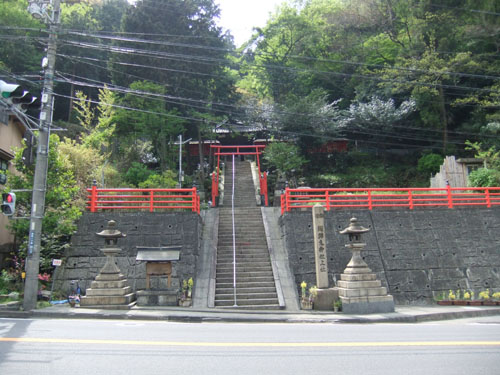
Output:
[138, 170, 177, 188]
[124, 162, 152, 186]
[468, 168, 500, 187]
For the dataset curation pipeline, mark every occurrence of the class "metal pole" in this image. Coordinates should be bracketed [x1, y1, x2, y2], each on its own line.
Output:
[232, 154, 237, 307]
[23, 0, 60, 311]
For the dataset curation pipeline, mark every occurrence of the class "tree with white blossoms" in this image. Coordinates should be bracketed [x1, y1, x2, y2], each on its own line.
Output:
[340, 96, 416, 130]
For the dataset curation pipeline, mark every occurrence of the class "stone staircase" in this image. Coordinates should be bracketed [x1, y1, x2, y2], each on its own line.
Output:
[214, 159, 280, 309]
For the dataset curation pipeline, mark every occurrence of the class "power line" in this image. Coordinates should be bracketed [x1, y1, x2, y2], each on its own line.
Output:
[430, 3, 500, 16]
[2, 26, 500, 83]
[57, 38, 500, 95]
[53, 66, 500, 143]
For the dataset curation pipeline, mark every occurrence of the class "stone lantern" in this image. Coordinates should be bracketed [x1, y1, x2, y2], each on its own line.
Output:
[96, 220, 126, 275]
[80, 220, 136, 309]
[339, 218, 371, 273]
[336, 217, 394, 314]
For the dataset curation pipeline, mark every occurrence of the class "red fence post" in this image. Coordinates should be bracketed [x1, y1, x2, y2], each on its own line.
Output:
[447, 184, 453, 208]
[368, 190, 373, 210]
[263, 171, 268, 206]
[408, 190, 414, 210]
[211, 172, 217, 207]
[149, 190, 154, 212]
[286, 188, 291, 212]
[485, 188, 491, 208]
[90, 184, 98, 212]
[325, 190, 330, 211]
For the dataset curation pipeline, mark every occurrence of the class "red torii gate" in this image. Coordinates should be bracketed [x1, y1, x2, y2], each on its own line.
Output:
[210, 145, 268, 207]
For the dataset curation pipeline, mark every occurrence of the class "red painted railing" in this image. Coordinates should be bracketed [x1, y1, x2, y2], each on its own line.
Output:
[280, 186, 500, 215]
[87, 186, 200, 214]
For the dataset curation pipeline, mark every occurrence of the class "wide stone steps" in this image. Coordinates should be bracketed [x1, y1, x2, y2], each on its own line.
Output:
[215, 298, 279, 307]
[216, 270, 274, 279]
[217, 248, 269, 253]
[213, 160, 280, 310]
[216, 275, 275, 284]
[215, 292, 278, 300]
[216, 280, 276, 288]
[217, 255, 270, 262]
[216, 262, 272, 270]
[219, 234, 266, 245]
[216, 286, 277, 294]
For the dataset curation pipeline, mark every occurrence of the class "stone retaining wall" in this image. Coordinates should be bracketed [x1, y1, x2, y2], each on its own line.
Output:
[55, 212, 201, 295]
[281, 208, 500, 304]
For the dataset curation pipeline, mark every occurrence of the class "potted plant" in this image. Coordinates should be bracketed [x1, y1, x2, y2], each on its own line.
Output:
[479, 289, 495, 306]
[179, 278, 193, 307]
[309, 286, 318, 306]
[300, 281, 313, 310]
[454, 290, 468, 305]
[333, 299, 342, 313]
[492, 291, 500, 305]
[435, 291, 452, 305]
[468, 291, 482, 306]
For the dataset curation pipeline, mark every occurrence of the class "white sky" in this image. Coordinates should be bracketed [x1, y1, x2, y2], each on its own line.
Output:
[216, 0, 285, 46]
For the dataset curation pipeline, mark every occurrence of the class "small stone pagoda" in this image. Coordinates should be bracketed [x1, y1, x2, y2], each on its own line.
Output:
[336, 218, 394, 314]
[80, 220, 136, 309]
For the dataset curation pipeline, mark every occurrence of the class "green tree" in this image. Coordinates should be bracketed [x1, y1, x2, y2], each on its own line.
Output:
[5, 135, 81, 273]
[113, 80, 186, 172]
[0, 0, 42, 75]
[263, 142, 306, 183]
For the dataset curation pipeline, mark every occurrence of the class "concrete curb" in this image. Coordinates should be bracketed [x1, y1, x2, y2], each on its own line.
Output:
[1, 305, 499, 324]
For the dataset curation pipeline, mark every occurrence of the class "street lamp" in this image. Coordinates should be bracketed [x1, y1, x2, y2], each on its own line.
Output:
[27, 1, 55, 23]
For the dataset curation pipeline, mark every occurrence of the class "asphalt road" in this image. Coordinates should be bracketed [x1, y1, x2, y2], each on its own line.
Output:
[1, 317, 499, 375]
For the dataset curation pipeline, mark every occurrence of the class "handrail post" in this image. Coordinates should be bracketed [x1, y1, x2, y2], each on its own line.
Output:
[485, 188, 491, 208]
[263, 171, 268, 206]
[408, 190, 414, 210]
[90, 183, 98, 212]
[368, 190, 373, 210]
[281, 194, 284, 215]
[149, 190, 154, 212]
[190, 187, 195, 212]
[447, 184, 453, 208]
[325, 190, 330, 211]
[211, 172, 217, 207]
[286, 188, 291, 212]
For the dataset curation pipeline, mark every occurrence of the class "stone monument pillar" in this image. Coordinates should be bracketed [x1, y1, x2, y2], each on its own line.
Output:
[311, 205, 338, 310]
[80, 220, 136, 309]
[336, 218, 394, 314]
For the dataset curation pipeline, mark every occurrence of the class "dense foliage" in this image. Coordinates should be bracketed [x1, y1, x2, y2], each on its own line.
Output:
[1, 0, 499, 271]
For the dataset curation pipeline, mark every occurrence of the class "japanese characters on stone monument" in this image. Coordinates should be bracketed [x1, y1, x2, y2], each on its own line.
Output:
[312, 205, 329, 288]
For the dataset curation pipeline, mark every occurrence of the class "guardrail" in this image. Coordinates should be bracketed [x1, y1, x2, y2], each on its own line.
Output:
[280, 186, 500, 215]
[87, 187, 200, 214]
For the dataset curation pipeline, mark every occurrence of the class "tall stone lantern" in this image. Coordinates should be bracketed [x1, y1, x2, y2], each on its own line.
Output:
[336, 218, 394, 314]
[80, 220, 136, 309]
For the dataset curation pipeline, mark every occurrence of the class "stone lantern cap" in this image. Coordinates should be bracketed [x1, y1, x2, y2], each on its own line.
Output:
[96, 220, 126, 246]
[340, 217, 370, 242]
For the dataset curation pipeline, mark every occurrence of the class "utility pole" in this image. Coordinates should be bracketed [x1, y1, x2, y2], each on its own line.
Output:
[176, 135, 191, 188]
[24, 0, 61, 311]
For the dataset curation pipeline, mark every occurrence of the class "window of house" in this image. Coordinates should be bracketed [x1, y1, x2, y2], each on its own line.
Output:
[466, 164, 481, 176]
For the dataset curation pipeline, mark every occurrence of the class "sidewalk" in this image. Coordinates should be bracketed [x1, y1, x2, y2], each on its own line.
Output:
[1, 304, 500, 324]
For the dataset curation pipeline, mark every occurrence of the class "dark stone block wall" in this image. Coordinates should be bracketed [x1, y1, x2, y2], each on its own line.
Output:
[281, 208, 500, 305]
[55, 212, 201, 295]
